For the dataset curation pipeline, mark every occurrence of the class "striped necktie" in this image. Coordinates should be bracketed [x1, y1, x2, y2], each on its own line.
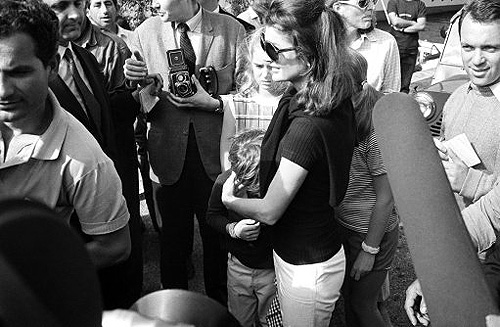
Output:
[63, 48, 102, 130]
[177, 22, 196, 75]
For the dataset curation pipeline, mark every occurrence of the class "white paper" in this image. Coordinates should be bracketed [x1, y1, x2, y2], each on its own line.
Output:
[443, 133, 481, 167]
[139, 84, 160, 114]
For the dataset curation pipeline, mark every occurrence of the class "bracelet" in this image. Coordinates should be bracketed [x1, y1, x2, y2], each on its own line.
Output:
[227, 222, 238, 238]
[361, 241, 380, 255]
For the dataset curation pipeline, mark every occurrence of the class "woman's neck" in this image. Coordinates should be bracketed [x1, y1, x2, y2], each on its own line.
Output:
[345, 26, 361, 45]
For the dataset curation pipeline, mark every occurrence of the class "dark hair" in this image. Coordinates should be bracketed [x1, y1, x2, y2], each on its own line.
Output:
[229, 129, 266, 197]
[325, 0, 376, 33]
[459, 0, 500, 35]
[86, 0, 119, 9]
[0, 0, 59, 67]
[349, 52, 382, 141]
[256, 0, 358, 116]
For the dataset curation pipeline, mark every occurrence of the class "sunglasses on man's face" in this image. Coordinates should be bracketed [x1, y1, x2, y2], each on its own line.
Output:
[337, 0, 378, 10]
[260, 32, 297, 62]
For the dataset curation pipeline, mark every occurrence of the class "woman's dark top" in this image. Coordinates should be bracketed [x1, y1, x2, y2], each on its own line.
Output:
[260, 87, 356, 265]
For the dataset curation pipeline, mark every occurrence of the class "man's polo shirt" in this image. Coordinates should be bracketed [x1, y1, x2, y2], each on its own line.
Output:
[0, 91, 129, 235]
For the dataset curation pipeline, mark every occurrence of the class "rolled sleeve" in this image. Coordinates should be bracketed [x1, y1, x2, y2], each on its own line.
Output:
[70, 159, 130, 235]
[460, 167, 496, 202]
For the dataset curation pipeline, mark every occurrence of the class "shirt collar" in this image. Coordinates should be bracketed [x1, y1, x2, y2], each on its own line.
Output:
[489, 80, 500, 102]
[31, 91, 68, 160]
[467, 81, 499, 99]
[58, 42, 74, 59]
[0, 91, 67, 169]
[247, 7, 258, 20]
[350, 31, 375, 50]
[175, 4, 203, 33]
[213, 5, 220, 13]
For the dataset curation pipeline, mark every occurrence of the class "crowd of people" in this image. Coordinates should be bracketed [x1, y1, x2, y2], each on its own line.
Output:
[3, 0, 500, 325]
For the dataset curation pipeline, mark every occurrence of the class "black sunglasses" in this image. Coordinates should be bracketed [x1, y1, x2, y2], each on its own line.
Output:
[260, 32, 297, 62]
[338, 0, 378, 9]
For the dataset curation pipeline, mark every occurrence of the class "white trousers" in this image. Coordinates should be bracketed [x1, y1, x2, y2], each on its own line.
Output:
[273, 247, 346, 327]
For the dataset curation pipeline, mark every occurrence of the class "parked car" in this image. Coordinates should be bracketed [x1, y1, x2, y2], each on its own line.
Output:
[413, 9, 468, 137]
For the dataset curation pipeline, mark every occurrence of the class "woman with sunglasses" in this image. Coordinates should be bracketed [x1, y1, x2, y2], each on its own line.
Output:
[328, 0, 401, 94]
[221, 0, 358, 325]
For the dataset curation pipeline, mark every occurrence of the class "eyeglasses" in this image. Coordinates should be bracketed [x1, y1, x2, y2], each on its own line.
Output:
[260, 32, 297, 62]
[337, 0, 378, 10]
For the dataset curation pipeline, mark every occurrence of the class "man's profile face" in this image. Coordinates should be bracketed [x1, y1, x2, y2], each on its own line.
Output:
[152, 0, 191, 23]
[44, 0, 86, 44]
[87, 0, 117, 30]
[0, 33, 57, 127]
[460, 14, 500, 87]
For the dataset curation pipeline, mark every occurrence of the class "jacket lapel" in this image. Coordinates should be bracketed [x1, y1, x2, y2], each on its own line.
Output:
[199, 10, 214, 69]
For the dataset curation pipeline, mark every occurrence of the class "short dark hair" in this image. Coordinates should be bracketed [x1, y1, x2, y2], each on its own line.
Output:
[228, 129, 265, 197]
[0, 0, 59, 67]
[459, 0, 500, 34]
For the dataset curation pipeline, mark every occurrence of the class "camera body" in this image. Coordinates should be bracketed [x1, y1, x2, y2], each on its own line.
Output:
[167, 49, 196, 98]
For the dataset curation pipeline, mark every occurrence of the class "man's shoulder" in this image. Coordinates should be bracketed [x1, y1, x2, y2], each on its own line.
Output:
[58, 107, 111, 166]
[204, 9, 246, 32]
[100, 28, 131, 52]
[135, 16, 166, 34]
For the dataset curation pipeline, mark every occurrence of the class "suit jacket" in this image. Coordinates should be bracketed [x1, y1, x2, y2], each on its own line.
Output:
[131, 9, 245, 185]
[49, 43, 117, 159]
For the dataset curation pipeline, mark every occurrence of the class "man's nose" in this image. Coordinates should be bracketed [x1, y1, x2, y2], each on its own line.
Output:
[0, 74, 14, 99]
[472, 49, 486, 65]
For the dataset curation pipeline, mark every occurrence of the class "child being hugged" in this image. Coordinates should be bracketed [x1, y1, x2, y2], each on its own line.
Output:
[207, 129, 275, 327]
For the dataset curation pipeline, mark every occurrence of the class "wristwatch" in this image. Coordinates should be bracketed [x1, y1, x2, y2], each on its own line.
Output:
[213, 95, 224, 114]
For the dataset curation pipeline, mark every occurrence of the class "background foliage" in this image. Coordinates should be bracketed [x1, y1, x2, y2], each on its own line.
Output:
[120, 0, 251, 29]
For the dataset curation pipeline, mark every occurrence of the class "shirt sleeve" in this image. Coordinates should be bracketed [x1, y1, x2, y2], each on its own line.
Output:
[387, 0, 397, 14]
[280, 118, 323, 171]
[382, 36, 402, 93]
[365, 130, 387, 177]
[206, 173, 231, 235]
[418, 1, 427, 18]
[69, 159, 129, 235]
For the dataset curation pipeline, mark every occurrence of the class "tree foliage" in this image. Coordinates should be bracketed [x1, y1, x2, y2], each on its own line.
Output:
[120, 0, 251, 29]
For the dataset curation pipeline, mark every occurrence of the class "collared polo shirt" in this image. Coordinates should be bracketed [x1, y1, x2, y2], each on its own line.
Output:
[350, 28, 401, 93]
[0, 91, 129, 235]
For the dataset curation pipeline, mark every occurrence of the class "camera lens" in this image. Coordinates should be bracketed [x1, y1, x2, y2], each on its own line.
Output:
[178, 83, 189, 95]
[177, 74, 185, 82]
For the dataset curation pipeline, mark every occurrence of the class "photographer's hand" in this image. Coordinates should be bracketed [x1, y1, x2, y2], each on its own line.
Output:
[166, 75, 219, 111]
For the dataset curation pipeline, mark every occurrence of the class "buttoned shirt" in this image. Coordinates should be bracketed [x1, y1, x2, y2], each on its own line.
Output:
[0, 91, 129, 235]
[350, 28, 401, 93]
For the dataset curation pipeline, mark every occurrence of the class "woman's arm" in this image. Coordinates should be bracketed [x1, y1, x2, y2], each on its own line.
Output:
[222, 158, 308, 225]
[351, 173, 395, 280]
[219, 96, 236, 171]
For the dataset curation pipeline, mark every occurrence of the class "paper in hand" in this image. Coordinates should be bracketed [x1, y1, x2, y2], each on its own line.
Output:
[139, 83, 160, 114]
[443, 133, 481, 167]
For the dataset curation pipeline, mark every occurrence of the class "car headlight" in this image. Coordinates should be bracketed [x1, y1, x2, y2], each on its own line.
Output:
[413, 92, 436, 119]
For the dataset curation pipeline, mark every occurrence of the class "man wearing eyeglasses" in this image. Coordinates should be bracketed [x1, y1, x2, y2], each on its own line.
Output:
[387, 0, 426, 93]
[124, 0, 245, 305]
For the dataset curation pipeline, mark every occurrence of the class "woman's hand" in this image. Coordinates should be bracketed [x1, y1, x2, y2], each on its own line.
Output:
[222, 172, 237, 207]
[350, 251, 375, 281]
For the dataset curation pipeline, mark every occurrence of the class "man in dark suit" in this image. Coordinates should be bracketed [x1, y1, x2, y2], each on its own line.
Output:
[43, 0, 142, 309]
[125, 0, 245, 304]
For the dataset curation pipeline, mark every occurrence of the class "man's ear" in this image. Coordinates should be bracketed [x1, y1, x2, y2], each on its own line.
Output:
[47, 54, 60, 82]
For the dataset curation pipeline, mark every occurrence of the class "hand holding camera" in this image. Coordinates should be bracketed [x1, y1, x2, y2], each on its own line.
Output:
[165, 49, 220, 112]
